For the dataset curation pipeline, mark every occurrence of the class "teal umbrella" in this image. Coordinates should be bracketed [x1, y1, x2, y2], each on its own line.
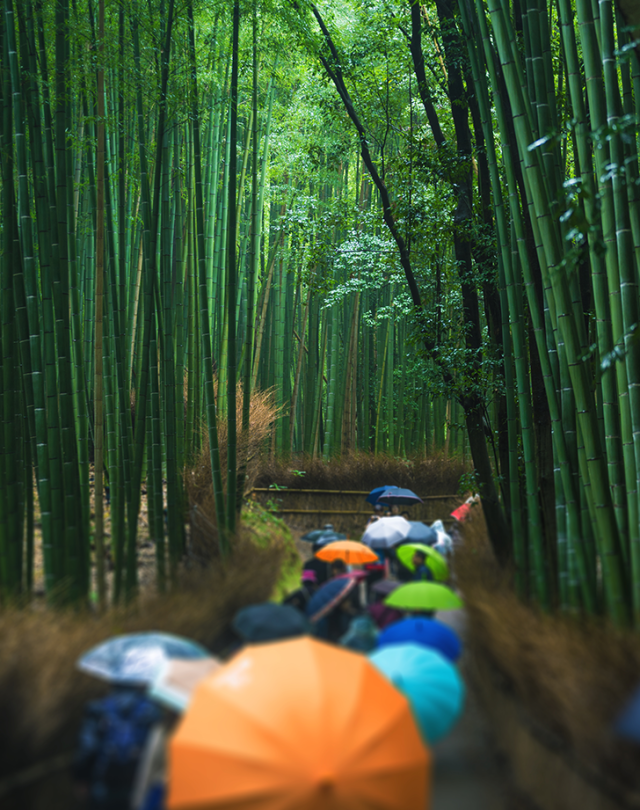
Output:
[369, 643, 465, 743]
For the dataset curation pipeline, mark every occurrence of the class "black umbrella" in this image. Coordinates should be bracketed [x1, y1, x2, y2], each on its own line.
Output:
[311, 532, 348, 551]
[232, 603, 310, 642]
[301, 526, 347, 544]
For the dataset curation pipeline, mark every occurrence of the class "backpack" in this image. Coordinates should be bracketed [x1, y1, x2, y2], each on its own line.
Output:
[75, 688, 163, 805]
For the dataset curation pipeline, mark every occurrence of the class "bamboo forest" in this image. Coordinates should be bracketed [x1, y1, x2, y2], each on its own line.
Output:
[1, 0, 640, 625]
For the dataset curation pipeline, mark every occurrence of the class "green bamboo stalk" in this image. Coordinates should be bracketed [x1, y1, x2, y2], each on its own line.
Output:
[94, 0, 106, 610]
[187, 0, 226, 547]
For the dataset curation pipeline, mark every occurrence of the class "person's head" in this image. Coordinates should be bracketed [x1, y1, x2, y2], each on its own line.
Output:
[374, 504, 383, 513]
[301, 569, 317, 590]
[390, 504, 400, 515]
[330, 558, 347, 577]
[412, 550, 427, 568]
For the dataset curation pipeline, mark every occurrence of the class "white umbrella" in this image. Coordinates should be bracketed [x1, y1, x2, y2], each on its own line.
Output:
[149, 657, 221, 712]
[362, 516, 411, 549]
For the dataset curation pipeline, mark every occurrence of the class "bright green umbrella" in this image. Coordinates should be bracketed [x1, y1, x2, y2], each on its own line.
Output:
[384, 583, 463, 612]
[397, 544, 449, 582]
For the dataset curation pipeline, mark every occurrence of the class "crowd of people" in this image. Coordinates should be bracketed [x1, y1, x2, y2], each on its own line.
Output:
[72, 496, 473, 810]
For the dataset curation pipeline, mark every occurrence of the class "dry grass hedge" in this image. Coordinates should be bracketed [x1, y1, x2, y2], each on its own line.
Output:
[254, 451, 469, 495]
[0, 533, 285, 780]
[457, 513, 640, 790]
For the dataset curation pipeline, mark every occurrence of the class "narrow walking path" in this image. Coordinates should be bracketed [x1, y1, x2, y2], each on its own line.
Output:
[432, 610, 515, 809]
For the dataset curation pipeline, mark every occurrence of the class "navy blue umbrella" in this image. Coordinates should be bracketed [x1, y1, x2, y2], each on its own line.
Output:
[615, 687, 640, 742]
[233, 603, 310, 643]
[366, 485, 398, 506]
[376, 617, 462, 662]
[306, 576, 358, 623]
[376, 488, 423, 506]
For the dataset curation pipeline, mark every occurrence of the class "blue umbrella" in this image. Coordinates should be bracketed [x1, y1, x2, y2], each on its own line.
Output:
[366, 485, 398, 505]
[369, 643, 465, 744]
[376, 618, 462, 662]
[233, 603, 310, 643]
[376, 488, 423, 506]
[614, 687, 640, 742]
[306, 576, 358, 623]
[404, 522, 437, 544]
[77, 632, 209, 686]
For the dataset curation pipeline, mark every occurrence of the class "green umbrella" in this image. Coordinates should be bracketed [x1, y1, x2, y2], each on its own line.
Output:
[384, 583, 463, 612]
[397, 544, 449, 582]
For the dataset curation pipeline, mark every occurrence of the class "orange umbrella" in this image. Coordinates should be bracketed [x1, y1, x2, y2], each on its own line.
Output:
[168, 637, 430, 810]
[315, 540, 379, 565]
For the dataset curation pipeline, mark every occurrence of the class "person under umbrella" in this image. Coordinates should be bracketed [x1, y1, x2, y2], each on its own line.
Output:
[283, 570, 318, 613]
[306, 561, 361, 642]
[367, 579, 404, 630]
[73, 633, 208, 810]
[302, 545, 330, 585]
[412, 550, 435, 582]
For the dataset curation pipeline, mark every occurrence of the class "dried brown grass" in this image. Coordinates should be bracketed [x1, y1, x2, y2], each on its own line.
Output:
[0, 534, 285, 779]
[249, 453, 470, 536]
[457, 513, 640, 789]
[188, 382, 277, 498]
[185, 384, 276, 560]
[255, 451, 469, 494]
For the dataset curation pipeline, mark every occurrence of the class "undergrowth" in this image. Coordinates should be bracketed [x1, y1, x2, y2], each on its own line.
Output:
[0, 533, 285, 780]
[457, 513, 640, 790]
[254, 451, 470, 495]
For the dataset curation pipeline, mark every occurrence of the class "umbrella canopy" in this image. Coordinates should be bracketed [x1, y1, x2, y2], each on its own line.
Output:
[77, 632, 209, 686]
[306, 577, 358, 623]
[615, 687, 640, 741]
[168, 637, 430, 810]
[315, 540, 379, 565]
[405, 522, 437, 545]
[311, 533, 350, 551]
[376, 618, 462, 662]
[339, 615, 379, 653]
[376, 488, 423, 506]
[365, 485, 398, 505]
[301, 527, 347, 544]
[371, 579, 400, 598]
[149, 658, 221, 712]
[384, 582, 464, 612]
[396, 543, 449, 582]
[369, 643, 465, 744]
[362, 516, 411, 549]
[233, 603, 311, 643]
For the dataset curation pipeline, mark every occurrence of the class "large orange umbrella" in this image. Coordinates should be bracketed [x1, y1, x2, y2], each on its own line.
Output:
[168, 637, 430, 810]
[315, 540, 379, 565]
